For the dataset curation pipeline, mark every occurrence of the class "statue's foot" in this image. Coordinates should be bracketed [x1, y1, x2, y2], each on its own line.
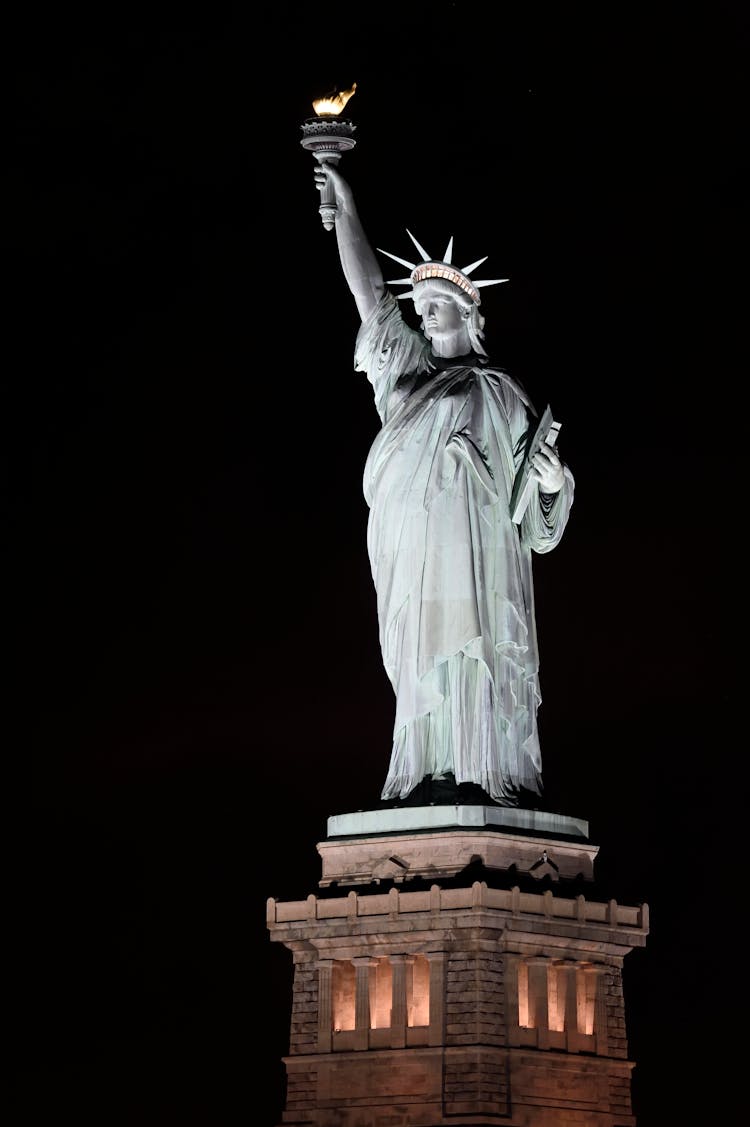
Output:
[384, 775, 498, 808]
[382, 775, 542, 810]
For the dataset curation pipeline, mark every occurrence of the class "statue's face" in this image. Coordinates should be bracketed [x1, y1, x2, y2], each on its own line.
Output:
[413, 284, 467, 343]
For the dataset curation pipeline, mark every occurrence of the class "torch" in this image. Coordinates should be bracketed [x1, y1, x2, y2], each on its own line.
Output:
[300, 84, 357, 231]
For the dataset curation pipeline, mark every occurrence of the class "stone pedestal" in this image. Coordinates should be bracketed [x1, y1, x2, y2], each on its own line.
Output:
[267, 806, 648, 1126]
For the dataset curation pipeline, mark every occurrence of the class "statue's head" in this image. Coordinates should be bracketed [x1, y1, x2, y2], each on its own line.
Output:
[412, 277, 488, 356]
[377, 230, 508, 357]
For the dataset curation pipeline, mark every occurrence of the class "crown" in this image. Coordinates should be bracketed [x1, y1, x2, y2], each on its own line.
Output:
[377, 230, 508, 305]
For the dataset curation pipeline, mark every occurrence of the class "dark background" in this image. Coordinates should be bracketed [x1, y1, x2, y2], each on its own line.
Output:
[8, 6, 744, 1125]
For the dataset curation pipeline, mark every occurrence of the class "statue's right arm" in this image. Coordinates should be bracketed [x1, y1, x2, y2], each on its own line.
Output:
[314, 162, 385, 322]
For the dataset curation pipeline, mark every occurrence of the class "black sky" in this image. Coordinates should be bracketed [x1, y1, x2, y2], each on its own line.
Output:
[8, 7, 745, 1125]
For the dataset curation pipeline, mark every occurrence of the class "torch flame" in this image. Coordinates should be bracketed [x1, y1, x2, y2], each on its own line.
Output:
[312, 83, 357, 117]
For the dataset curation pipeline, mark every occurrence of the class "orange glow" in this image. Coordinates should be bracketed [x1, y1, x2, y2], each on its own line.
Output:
[313, 83, 357, 116]
[518, 960, 531, 1028]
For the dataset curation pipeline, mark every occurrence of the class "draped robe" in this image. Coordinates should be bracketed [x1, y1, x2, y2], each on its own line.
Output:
[354, 293, 574, 804]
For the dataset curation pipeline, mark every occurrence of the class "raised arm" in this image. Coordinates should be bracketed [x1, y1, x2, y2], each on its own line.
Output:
[314, 161, 385, 322]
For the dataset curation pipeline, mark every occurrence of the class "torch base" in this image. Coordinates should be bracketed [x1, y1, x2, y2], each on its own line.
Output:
[300, 116, 357, 156]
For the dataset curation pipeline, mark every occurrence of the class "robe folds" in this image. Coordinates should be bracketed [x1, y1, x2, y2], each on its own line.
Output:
[354, 293, 574, 804]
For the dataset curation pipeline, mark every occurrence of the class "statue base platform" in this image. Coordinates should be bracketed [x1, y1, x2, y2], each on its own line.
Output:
[319, 805, 597, 888]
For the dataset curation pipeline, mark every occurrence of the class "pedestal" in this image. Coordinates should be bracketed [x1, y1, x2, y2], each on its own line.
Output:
[267, 806, 649, 1126]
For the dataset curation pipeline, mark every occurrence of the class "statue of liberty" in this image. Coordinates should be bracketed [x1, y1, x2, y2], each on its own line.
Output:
[314, 160, 574, 808]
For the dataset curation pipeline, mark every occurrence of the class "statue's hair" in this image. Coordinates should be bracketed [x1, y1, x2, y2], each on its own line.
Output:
[412, 277, 488, 357]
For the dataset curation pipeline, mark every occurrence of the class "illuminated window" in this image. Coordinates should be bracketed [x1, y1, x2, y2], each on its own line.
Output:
[518, 960, 531, 1027]
[517, 958, 598, 1037]
[331, 955, 431, 1032]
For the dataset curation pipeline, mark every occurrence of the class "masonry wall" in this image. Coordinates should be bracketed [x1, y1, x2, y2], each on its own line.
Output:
[443, 939, 509, 1116]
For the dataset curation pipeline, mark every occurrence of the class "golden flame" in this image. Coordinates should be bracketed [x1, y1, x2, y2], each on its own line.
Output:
[312, 83, 357, 117]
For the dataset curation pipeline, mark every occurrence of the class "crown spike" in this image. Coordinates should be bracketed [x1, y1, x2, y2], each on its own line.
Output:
[405, 229, 432, 262]
[461, 256, 489, 276]
[474, 279, 509, 288]
[377, 248, 417, 270]
[443, 236, 454, 264]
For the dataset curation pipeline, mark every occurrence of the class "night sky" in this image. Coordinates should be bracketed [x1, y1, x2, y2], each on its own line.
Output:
[9, 8, 744, 1126]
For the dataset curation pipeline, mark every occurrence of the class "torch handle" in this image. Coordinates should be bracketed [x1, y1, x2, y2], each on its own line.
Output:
[316, 153, 341, 231]
[301, 117, 356, 232]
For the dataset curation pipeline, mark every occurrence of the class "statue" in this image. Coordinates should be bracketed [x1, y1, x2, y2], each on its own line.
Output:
[314, 161, 574, 808]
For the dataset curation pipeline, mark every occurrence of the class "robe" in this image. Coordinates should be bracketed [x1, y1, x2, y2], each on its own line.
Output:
[354, 293, 574, 804]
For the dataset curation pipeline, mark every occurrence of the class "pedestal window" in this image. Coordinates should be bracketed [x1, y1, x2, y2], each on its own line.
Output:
[328, 955, 431, 1049]
[515, 956, 600, 1051]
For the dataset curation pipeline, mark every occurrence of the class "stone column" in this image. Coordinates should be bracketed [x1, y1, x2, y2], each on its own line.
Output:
[389, 954, 408, 1048]
[425, 951, 445, 1047]
[563, 960, 581, 1053]
[589, 965, 608, 1054]
[527, 957, 549, 1049]
[317, 959, 333, 1053]
[352, 957, 374, 1051]
[505, 953, 522, 1047]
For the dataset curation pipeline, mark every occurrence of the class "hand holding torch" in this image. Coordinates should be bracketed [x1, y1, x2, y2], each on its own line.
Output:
[300, 84, 357, 230]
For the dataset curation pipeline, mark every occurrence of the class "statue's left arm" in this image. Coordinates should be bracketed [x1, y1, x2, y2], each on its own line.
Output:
[498, 385, 574, 553]
[522, 449, 574, 553]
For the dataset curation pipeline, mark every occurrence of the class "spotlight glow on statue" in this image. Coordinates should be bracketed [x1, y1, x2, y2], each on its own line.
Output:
[300, 84, 357, 230]
[310, 149, 574, 810]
